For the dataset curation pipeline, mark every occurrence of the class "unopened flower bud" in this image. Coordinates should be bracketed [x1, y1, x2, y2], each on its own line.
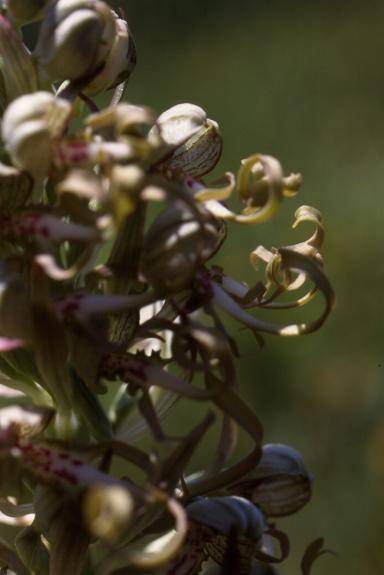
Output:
[168, 497, 265, 575]
[35, 0, 136, 94]
[186, 496, 265, 571]
[153, 103, 222, 177]
[1, 91, 71, 176]
[187, 496, 265, 541]
[142, 204, 226, 292]
[228, 444, 312, 518]
[34, 0, 114, 80]
[5, 0, 51, 24]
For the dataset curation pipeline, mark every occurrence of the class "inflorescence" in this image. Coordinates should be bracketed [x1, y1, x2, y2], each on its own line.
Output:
[0, 2, 335, 574]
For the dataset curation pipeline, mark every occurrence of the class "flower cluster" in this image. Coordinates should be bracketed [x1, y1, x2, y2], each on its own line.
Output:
[0, 1, 335, 574]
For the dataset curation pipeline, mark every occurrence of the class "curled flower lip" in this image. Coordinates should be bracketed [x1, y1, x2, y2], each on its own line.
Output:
[201, 247, 335, 338]
[186, 155, 301, 224]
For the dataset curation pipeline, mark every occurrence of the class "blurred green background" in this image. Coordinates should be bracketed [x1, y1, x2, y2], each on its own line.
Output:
[110, 1, 384, 573]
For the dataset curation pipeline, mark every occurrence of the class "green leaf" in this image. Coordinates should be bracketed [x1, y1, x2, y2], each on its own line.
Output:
[0, 536, 29, 575]
[69, 366, 113, 440]
[301, 537, 337, 575]
[15, 526, 50, 575]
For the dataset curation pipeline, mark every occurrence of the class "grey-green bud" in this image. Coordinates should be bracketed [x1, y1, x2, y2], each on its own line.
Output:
[228, 444, 312, 517]
[187, 496, 265, 540]
[34, 0, 115, 81]
[34, 0, 136, 94]
[142, 204, 226, 292]
[153, 103, 222, 177]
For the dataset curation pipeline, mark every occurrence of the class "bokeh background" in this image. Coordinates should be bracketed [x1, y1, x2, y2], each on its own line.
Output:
[110, 1, 384, 573]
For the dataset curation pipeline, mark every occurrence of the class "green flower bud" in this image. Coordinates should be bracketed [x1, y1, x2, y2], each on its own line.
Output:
[142, 204, 226, 292]
[1, 91, 71, 176]
[153, 103, 222, 177]
[5, 0, 51, 24]
[34, 0, 136, 94]
[228, 444, 312, 518]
